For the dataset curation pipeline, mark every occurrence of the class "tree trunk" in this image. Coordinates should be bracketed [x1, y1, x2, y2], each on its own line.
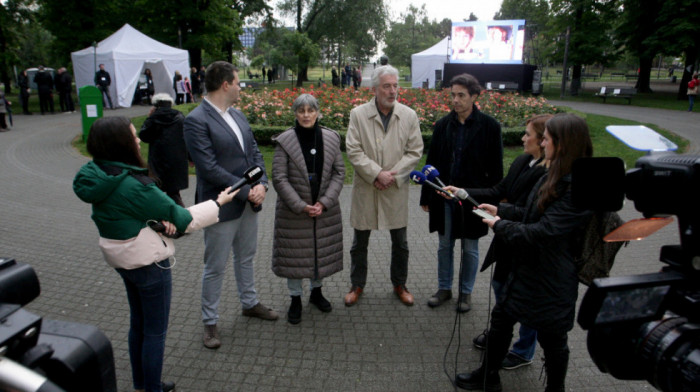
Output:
[570, 64, 582, 96]
[635, 56, 653, 93]
[0, 26, 11, 95]
[189, 48, 202, 71]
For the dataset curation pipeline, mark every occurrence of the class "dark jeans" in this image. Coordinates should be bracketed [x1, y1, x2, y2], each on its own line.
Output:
[20, 91, 30, 114]
[59, 91, 74, 112]
[350, 227, 409, 288]
[116, 259, 172, 392]
[38, 90, 54, 114]
[98, 85, 113, 109]
[484, 304, 569, 390]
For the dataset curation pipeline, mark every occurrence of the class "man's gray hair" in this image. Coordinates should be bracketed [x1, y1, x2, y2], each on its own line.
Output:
[291, 93, 319, 112]
[152, 93, 174, 105]
[371, 65, 399, 87]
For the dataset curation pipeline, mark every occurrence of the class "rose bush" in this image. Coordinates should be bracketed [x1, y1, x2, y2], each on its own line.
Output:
[238, 84, 560, 132]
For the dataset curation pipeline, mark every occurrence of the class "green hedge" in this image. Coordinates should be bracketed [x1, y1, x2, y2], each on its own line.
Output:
[251, 124, 526, 151]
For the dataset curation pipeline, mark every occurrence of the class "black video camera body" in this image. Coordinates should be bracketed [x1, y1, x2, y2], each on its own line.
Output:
[0, 258, 117, 392]
[575, 151, 700, 392]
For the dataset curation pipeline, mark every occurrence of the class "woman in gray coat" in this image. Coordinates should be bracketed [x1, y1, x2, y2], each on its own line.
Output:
[272, 94, 345, 324]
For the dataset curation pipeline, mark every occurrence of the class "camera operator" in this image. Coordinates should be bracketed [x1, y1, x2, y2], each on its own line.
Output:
[449, 113, 594, 392]
[73, 116, 238, 392]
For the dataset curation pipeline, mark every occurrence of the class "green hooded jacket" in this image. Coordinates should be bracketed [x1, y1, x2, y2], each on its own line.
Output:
[73, 160, 193, 240]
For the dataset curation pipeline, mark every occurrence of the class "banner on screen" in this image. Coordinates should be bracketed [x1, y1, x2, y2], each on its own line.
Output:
[451, 20, 526, 64]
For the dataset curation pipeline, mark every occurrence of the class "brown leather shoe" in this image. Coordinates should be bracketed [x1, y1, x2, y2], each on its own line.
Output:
[242, 302, 279, 320]
[394, 285, 414, 306]
[344, 286, 363, 307]
[203, 324, 221, 349]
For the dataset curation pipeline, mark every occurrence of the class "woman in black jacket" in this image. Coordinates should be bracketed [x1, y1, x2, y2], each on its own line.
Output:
[467, 114, 552, 369]
[452, 113, 593, 392]
[139, 93, 188, 206]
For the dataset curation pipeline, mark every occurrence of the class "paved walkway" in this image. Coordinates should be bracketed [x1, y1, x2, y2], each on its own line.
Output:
[0, 100, 694, 391]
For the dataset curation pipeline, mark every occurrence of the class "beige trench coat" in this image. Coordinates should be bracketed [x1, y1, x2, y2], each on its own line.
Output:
[346, 98, 423, 230]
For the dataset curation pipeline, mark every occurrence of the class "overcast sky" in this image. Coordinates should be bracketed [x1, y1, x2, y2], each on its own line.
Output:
[386, 0, 503, 22]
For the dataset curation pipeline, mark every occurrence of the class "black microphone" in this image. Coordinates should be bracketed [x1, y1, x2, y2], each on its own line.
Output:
[409, 170, 455, 199]
[229, 166, 264, 194]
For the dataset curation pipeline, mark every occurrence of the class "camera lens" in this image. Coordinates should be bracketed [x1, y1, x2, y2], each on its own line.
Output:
[637, 316, 700, 392]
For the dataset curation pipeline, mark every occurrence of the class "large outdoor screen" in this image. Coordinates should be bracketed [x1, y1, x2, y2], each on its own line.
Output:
[450, 20, 526, 64]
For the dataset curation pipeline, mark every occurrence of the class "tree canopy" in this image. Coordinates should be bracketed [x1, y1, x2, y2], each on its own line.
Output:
[383, 4, 451, 68]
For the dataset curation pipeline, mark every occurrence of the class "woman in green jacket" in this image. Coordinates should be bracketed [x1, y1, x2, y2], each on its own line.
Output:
[74, 116, 237, 392]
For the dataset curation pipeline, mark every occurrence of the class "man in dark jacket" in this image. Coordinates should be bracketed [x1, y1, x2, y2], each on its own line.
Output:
[94, 64, 113, 109]
[18, 69, 31, 115]
[33, 66, 54, 115]
[55, 67, 75, 113]
[419, 73, 503, 313]
[139, 93, 188, 206]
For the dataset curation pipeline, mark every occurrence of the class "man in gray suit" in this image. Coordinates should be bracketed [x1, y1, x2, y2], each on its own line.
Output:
[184, 61, 278, 350]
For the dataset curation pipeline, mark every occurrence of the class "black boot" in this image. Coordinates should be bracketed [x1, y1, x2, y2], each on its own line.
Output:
[544, 348, 569, 392]
[287, 296, 302, 324]
[455, 366, 502, 392]
[309, 286, 332, 313]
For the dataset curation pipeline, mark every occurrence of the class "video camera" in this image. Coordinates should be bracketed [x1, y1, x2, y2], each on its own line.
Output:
[574, 126, 700, 392]
[0, 258, 117, 392]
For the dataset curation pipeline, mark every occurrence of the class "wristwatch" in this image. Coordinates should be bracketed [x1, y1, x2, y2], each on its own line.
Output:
[261, 182, 269, 192]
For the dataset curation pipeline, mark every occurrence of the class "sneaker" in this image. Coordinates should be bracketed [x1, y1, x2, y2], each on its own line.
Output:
[203, 324, 220, 349]
[473, 331, 487, 350]
[427, 289, 452, 308]
[501, 352, 533, 370]
[242, 302, 279, 320]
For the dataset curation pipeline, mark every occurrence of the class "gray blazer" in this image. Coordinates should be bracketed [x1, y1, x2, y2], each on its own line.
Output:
[183, 99, 268, 222]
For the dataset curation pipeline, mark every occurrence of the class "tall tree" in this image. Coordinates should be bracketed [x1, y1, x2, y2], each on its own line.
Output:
[548, 0, 619, 95]
[495, 0, 551, 67]
[0, 0, 35, 93]
[618, 0, 700, 95]
[384, 5, 450, 68]
[279, 0, 387, 86]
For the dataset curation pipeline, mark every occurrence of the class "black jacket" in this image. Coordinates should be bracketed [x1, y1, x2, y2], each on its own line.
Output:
[34, 71, 54, 92]
[495, 174, 592, 333]
[18, 73, 29, 90]
[466, 153, 546, 282]
[56, 72, 72, 93]
[94, 70, 111, 87]
[139, 107, 188, 193]
[420, 108, 503, 239]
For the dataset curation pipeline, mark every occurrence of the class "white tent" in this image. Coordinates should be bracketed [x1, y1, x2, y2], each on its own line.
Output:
[71, 24, 190, 108]
[411, 37, 450, 89]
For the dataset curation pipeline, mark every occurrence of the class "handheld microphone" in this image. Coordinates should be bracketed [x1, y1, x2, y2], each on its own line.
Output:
[422, 165, 447, 188]
[410, 170, 454, 199]
[229, 166, 264, 194]
[455, 189, 480, 208]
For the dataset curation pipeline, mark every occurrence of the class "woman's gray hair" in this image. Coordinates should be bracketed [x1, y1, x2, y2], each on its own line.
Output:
[371, 65, 399, 87]
[152, 93, 174, 106]
[291, 93, 319, 112]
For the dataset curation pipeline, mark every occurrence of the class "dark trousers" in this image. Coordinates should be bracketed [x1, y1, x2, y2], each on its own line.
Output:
[350, 227, 409, 288]
[38, 90, 54, 114]
[483, 304, 570, 391]
[59, 91, 74, 112]
[116, 259, 172, 392]
[98, 85, 113, 109]
[20, 91, 30, 114]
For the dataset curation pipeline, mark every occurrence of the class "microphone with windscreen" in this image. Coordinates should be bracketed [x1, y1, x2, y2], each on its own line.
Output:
[229, 166, 264, 193]
[410, 170, 454, 198]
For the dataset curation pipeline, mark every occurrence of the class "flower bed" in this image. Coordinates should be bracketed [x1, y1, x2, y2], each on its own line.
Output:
[238, 84, 560, 134]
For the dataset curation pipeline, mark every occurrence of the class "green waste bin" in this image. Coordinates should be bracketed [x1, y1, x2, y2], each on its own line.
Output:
[79, 86, 104, 141]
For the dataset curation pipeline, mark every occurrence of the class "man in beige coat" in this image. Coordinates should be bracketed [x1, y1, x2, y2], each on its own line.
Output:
[344, 65, 424, 307]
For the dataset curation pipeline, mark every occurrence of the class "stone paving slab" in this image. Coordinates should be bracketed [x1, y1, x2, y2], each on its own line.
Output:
[0, 102, 693, 391]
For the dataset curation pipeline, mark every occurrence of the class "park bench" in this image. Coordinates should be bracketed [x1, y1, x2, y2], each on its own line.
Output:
[625, 74, 638, 82]
[595, 86, 637, 104]
[240, 81, 260, 90]
[581, 73, 598, 81]
[247, 72, 260, 79]
[611, 72, 625, 79]
[486, 81, 519, 91]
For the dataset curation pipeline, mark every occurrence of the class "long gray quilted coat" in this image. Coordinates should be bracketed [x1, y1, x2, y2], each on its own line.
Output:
[271, 126, 345, 279]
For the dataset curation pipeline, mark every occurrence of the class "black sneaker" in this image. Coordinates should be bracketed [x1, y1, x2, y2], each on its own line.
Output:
[501, 352, 533, 370]
[427, 289, 452, 308]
